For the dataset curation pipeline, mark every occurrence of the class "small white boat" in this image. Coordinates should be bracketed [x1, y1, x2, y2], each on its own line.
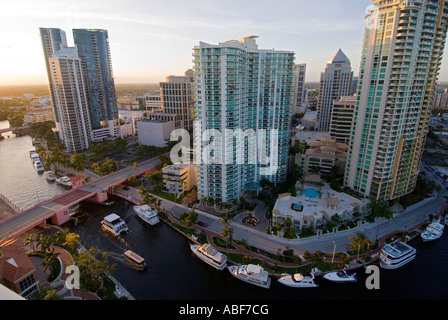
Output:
[278, 271, 318, 288]
[228, 264, 271, 289]
[30, 153, 40, 163]
[323, 269, 357, 283]
[133, 205, 159, 226]
[380, 240, 416, 269]
[56, 176, 72, 187]
[190, 243, 227, 270]
[34, 161, 45, 172]
[101, 213, 128, 236]
[123, 250, 146, 270]
[43, 171, 56, 181]
[421, 219, 444, 242]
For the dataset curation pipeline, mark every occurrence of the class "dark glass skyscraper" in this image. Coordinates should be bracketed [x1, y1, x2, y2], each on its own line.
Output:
[73, 29, 118, 129]
[39, 27, 68, 124]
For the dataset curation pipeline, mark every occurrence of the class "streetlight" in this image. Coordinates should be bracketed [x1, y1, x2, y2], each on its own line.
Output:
[331, 241, 336, 264]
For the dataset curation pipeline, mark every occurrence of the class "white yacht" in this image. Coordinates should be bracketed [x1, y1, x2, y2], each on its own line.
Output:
[34, 161, 45, 172]
[278, 271, 318, 288]
[380, 240, 416, 269]
[323, 269, 357, 283]
[43, 171, 56, 181]
[101, 213, 129, 236]
[133, 205, 159, 226]
[55, 176, 72, 187]
[421, 219, 444, 242]
[190, 243, 227, 270]
[228, 264, 271, 289]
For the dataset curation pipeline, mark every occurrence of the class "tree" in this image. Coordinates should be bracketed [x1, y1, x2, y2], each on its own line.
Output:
[349, 232, 373, 255]
[368, 198, 393, 220]
[75, 246, 116, 292]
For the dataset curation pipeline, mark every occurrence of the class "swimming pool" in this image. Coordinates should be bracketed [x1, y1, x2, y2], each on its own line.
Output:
[302, 188, 321, 199]
[291, 203, 303, 211]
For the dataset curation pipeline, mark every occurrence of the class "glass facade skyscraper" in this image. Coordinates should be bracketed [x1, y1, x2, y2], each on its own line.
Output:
[345, 0, 448, 200]
[39, 27, 68, 125]
[73, 29, 118, 129]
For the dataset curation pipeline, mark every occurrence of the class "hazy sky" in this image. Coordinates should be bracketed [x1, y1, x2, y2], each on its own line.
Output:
[1, 0, 448, 86]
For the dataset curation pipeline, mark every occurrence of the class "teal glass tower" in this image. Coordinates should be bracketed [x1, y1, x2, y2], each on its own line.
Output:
[73, 29, 118, 129]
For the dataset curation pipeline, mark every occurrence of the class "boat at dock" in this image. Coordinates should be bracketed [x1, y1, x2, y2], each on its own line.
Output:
[421, 219, 444, 242]
[34, 161, 45, 173]
[278, 271, 319, 288]
[323, 269, 357, 283]
[133, 205, 159, 226]
[55, 176, 72, 187]
[190, 243, 227, 270]
[228, 264, 271, 289]
[380, 240, 416, 269]
[43, 171, 56, 181]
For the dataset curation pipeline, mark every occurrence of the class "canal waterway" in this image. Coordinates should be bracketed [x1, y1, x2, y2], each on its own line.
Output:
[1, 122, 448, 300]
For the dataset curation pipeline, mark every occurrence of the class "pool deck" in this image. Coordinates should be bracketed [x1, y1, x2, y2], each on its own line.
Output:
[273, 185, 368, 221]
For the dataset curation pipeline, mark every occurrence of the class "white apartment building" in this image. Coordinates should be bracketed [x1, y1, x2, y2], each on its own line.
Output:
[48, 47, 92, 152]
[316, 49, 353, 132]
[345, 0, 448, 200]
[329, 95, 356, 144]
[193, 36, 294, 203]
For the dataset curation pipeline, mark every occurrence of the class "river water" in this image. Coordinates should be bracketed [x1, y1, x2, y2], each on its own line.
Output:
[1, 121, 448, 301]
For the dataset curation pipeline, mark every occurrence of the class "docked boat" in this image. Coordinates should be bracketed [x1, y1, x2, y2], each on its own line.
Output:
[278, 271, 318, 288]
[323, 269, 357, 283]
[133, 205, 159, 226]
[101, 213, 128, 236]
[43, 171, 56, 181]
[380, 240, 416, 269]
[55, 176, 72, 187]
[190, 243, 227, 270]
[228, 264, 271, 289]
[123, 250, 146, 270]
[30, 153, 41, 163]
[421, 219, 444, 242]
[34, 161, 45, 172]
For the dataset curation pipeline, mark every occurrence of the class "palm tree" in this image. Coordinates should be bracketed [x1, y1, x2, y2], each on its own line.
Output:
[25, 234, 36, 252]
[349, 232, 373, 257]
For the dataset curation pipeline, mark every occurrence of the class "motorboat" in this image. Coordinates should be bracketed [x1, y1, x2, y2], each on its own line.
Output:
[30, 153, 41, 163]
[55, 176, 72, 187]
[123, 250, 146, 270]
[101, 213, 128, 236]
[421, 219, 444, 242]
[323, 269, 357, 283]
[227, 264, 271, 289]
[133, 205, 159, 226]
[190, 243, 227, 270]
[34, 161, 45, 172]
[278, 271, 319, 288]
[43, 171, 56, 181]
[380, 240, 416, 269]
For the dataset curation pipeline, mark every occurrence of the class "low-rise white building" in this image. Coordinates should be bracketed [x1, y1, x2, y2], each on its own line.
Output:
[137, 119, 175, 147]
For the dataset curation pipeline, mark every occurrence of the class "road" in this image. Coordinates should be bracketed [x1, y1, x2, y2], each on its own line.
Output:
[122, 164, 448, 257]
